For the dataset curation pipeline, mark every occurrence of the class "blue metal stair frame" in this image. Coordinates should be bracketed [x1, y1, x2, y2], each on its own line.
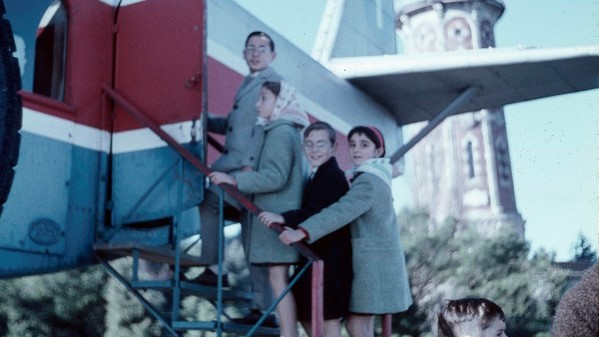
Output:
[95, 85, 323, 337]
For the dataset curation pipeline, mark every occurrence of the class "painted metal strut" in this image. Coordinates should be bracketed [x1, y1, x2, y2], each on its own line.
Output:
[389, 86, 480, 164]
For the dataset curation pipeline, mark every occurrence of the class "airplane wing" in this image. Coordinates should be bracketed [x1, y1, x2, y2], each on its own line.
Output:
[324, 45, 599, 125]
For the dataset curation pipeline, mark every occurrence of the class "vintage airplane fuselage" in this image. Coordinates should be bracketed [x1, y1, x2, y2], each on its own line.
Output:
[0, 0, 401, 278]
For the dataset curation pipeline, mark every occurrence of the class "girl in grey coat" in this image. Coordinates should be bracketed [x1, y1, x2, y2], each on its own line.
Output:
[210, 81, 309, 337]
[279, 126, 413, 337]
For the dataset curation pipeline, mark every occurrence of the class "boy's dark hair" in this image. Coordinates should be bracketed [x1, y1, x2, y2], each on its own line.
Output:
[438, 298, 506, 337]
[261, 81, 281, 97]
[348, 126, 386, 157]
[245, 31, 275, 52]
[304, 121, 336, 144]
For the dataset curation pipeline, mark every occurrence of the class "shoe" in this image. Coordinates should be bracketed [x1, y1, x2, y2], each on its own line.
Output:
[186, 268, 230, 287]
[230, 308, 278, 328]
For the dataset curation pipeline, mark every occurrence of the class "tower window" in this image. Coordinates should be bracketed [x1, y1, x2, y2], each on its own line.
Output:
[466, 141, 475, 179]
[496, 137, 512, 186]
[462, 135, 480, 182]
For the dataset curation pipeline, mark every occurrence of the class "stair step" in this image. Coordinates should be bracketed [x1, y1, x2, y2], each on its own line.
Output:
[172, 320, 216, 330]
[221, 322, 279, 336]
[179, 281, 254, 301]
[94, 242, 205, 267]
[172, 320, 279, 335]
[99, 225, 172, 247]
[129, 279, 254, 301]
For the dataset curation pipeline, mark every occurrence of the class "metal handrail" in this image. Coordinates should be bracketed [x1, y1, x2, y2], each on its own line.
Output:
[207, 134, 225, 154]
[102, 84, 325, 337]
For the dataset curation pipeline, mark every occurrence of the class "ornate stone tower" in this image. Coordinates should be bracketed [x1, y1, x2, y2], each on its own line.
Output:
[394, 0, 525, 236]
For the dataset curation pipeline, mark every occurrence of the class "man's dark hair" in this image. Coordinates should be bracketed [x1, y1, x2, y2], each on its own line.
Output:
[245, 31, 275, 52]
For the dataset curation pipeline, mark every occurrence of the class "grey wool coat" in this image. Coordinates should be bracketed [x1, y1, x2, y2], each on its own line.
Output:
[298, 172, 413, 314]
[233, 119, 307, 264]
[208, 67, 282, 172]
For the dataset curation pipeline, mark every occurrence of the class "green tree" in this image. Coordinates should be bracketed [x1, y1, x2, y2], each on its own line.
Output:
[571, 232, 597, 262]
[395, 209, 568, 337]
[0, 230, 279, 335]
[0, 265, 107, 337]
[103, 258, 167, 337]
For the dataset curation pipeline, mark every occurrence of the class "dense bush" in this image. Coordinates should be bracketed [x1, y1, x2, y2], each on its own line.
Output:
[394, 209, 569, 337]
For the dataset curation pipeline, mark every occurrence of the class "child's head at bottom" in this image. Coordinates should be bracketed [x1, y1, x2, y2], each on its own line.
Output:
[438, 297, 507, 337]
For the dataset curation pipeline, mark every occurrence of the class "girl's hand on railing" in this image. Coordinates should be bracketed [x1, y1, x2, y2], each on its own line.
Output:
[209, 172, 237, 186]
[279, 228, 306, 245]
[258, 212, 284, 228]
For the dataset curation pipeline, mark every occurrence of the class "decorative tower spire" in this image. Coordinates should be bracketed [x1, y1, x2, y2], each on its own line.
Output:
[394, 0, 525, 236]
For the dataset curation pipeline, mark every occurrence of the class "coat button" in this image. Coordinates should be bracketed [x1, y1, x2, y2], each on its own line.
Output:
[233, 104, 238, 109]
[228, 126, 233, 132]
[223, 149, 229, 154]
[250, 157, 254, 161]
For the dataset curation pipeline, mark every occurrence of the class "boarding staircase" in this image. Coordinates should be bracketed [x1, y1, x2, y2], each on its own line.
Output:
[93, 85, 326, 337]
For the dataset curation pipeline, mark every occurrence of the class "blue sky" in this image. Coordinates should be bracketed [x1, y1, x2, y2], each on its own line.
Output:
[234, 0, 598, 261]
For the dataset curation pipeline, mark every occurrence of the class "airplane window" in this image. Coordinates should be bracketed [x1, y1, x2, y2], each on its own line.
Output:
[33, 0, 67, 101]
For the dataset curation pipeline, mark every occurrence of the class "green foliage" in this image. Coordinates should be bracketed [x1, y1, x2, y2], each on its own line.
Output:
[0, 231, 254, 336]
[571, 232, 597, 262]
[0, 215, 573, 337]
[0, 265, 107, 337]
[103, 258, 169, 337]
[394, 209, 568, 337]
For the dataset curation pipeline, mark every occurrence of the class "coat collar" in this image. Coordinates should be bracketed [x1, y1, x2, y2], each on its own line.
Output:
[352, 158, 392, 187]
[235, 67, 276, 102]
[312, 156, 338, 176]
[264, 118, 296, 131]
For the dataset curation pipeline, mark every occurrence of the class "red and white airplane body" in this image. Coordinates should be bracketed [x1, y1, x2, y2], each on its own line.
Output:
[0, 0, 597, 278]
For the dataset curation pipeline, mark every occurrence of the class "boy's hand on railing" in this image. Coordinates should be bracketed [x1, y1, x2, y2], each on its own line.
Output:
[279, 228, 307, 245]
[258, 212, 284, 228]
[209, 172, 237, 186]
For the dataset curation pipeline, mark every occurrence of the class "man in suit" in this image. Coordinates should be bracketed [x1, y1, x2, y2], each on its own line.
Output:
[190, 31, 281, 327]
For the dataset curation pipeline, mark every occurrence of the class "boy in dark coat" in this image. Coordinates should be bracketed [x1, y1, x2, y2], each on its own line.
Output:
[260, 121, 352, 337]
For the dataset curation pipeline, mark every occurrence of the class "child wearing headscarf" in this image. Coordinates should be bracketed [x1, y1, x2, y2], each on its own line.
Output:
[210, 81, 309, 337]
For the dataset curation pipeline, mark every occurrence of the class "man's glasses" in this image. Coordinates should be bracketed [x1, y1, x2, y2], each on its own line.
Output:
[245, 46, 270, 55]
[303, 141, 330, 151]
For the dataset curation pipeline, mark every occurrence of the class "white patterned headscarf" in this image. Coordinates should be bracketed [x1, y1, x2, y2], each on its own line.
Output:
[269, 81, 309, 127]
